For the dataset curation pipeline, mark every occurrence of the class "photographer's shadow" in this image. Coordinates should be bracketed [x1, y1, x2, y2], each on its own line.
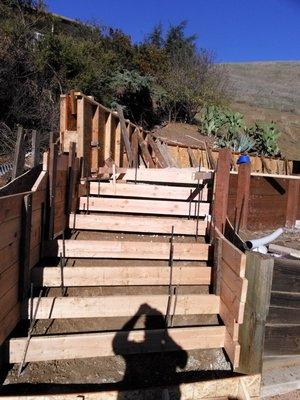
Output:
[112, 303, 188, 399]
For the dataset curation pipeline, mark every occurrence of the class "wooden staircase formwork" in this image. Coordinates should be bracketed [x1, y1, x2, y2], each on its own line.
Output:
[9, 165, 247, 374]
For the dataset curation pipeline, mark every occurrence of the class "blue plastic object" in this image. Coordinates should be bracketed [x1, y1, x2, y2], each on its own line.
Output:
[237, 154, 251, 165]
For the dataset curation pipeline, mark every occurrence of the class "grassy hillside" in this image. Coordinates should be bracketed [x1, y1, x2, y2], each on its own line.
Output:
[225, 62, 300, 160]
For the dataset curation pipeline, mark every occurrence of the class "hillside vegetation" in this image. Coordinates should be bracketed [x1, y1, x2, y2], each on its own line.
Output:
[225, 62, 300, 159]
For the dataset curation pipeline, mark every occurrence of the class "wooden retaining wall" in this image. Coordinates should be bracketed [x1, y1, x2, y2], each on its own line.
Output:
[60, 91, 293, 176]
[0, 144, 79, 349]
[227, 167, 300, 231]
[265, 257, 300, 359]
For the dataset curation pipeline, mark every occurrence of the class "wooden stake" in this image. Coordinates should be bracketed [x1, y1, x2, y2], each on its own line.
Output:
[285, 179, 300, 228]
[12, 126, 26, 179]
[31, 130, 40, 167]
[213, 148, 231, 233]
[234, 163, 251, 232]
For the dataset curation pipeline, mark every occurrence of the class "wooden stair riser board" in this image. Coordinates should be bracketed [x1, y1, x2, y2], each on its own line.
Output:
[9, 326, 226, 363]
[27, 294, 220, 319]
[220, 278, 245, 324]
[224, 330, 241, 370]
[220, 260, 248, 303]
[219, 300, 239, 341]
[87, 181, 209, 202]
[32, 266, 212, 287]
[221, 236, 246, 278]
[46, 240, 210, 261]
[94, 168, 212, 184]
[69, 213, 207, 236]
[79, 197, 210, 217]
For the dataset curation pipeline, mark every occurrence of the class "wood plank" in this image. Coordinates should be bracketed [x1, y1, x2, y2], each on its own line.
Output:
[236, 252, 274, 375]
[0, 283, 18, 323]
[220, 278, 245, 324]
[147, 135, 168, 168]
[224, 330, 241, 369]
[0, 216, 21, 251]
[79, 197, 210, 217]
[46, 240, 210, 261]
[137, 132, 155, 168]
[219, 300, 239, 341]
[116, 105, 132, 165]
[9, 326, 226, 362]
[187, 147, 198, 167]
[285, 179, 300, 228]
[70, 213, 206, 235]
[115, 168, 210, 185]
[270, 291, 300, 309]
[213, 149, 231, 233]
[0, 240, 19, 275]
[272, 259, 300, 292]
[88, 181, 208, 201]
[264, 325, 300, 356]
[215, 227, 246, 278]
[104, 113, 112, 162]
[267, 306, 300, 324]
[234, 163, 251, 231]
[32, 265, 212, 287]
[0, 262, 19, 299]
[0, 303, 20, 346]
[20, 193, 33, 300]
[220, 260, 248, 303]
[12, 126, 26, 179]
[27, 294, 220, 319]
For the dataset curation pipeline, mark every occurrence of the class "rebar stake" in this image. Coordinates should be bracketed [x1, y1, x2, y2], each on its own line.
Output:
[165, 226, 175, 327]
[60, 252, 65, 296]
[18, 289, 43, 376]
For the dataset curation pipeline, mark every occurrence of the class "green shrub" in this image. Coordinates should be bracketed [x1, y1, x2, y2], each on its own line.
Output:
[247, 121, 280, 156]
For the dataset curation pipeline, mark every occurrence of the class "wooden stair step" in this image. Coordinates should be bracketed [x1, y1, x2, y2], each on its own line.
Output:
[31, 265, 212, 287]
[46, 240, 210, 261]
[70, 213, 207, 235]
[26, 294, 220, 319]
[90, 167, 212, 185]
[79, 196, 210, 217]
[9, 326, 226, 363]
[87, 181, 209, 201]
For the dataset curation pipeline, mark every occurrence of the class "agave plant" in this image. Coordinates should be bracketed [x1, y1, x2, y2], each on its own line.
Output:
[247, 121, 280, 156]
[199, 105, 225, 135]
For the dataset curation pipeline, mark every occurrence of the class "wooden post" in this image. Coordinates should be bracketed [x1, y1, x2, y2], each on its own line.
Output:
[285, 179, 300, 228]
[48, 141, 58, 240]
[20, 193, 32, 301]
[236, 252, 274, 374]
[12, 126, 26, 179]
[31, 130, 40, 167]
[131, 129, 139, 168]
[67, 142, 77, 214]
[234, 163, 251, 232]
[116, 105, 132, 166]
[213, 237, 222, 295]
[213, 148, 231, 233]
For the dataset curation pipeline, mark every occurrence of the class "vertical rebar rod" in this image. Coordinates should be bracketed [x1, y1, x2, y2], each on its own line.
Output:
[195, 163, 201, 242]
[165, 226, 175, 327]
[60, 252, 64, 296]
[29, 282, 34, 327]
[18, 289, 43, 376]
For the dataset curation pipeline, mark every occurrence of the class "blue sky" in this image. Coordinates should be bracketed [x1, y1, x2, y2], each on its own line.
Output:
[46, 0, 300, 62]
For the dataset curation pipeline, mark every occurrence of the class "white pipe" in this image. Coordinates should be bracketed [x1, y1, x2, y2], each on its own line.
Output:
[245, 228, 284, 250]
